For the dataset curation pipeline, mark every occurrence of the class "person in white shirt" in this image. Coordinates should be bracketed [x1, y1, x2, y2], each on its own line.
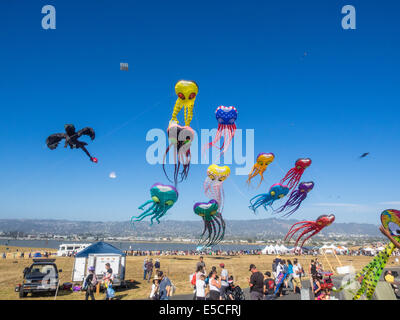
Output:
[292, 261, 302, 293]
[149, 275, 160, 300]
[219, 263, 229, 300]
[208, 271, 221, 300]
[276, 261, 284, 276]
[195, 274, 207, 300]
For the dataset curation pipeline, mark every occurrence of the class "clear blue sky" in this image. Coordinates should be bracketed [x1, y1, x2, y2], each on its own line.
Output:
[0, 0, 399, 224]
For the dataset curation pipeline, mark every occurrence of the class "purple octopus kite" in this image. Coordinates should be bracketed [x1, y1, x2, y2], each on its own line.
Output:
[275, 181, 314, 217]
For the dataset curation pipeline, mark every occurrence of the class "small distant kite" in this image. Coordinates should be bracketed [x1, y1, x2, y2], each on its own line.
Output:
[109, 172, 117, 179]
[120, 63, 129, 71]
[46, 124, 97, 163]
[359, 152, 370, 158]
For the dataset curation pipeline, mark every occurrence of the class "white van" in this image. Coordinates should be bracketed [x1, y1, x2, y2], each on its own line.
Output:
[57, 243, 91, 257]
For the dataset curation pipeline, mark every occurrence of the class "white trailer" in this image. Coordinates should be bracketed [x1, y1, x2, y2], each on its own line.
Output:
[71, 242, 126, 286]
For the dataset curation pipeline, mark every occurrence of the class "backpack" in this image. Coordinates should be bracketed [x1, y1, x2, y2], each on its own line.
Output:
[91, 274, 98, 287]
[191, 273, 196, 286]
[233, 286, 245, 300]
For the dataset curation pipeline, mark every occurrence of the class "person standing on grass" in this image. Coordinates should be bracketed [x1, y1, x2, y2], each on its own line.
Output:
[282, 260, 288, 289]
[103, 263, 114, 300]
[196, 273, 207, 300]
[149, 275, 160, 300]
[146, 258, 154, 283]
[276, 259, 284, 278]
[155, 259, 160, 272]
[294, 258, 304, 281]
[192, 265, 204, 300]
[292, 260, 302, 294]
[248, 264, 264, 300]
[197, 256, 206, 274]
[208, 271, 221, 300]
[84, 266, 97, 300]
[309, 259, 317, 288]
[158, 271, 172, 300]
[286, 260, 294, 291]
[143, 258, 148, 280]
[219, 263, 229, 300]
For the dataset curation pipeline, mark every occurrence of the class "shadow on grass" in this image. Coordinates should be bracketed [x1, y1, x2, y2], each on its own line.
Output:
[56, 289, 74, 297]
[116, 280, 140, 292]
[114, 293, 128, 300]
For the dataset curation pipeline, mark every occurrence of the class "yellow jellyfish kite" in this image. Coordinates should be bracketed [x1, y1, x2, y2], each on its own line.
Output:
[247, 153, 275, 187]
[170, 80, 199, 127]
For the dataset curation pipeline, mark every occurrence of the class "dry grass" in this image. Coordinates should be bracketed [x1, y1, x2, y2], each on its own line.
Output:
[1, 245, 399, 300]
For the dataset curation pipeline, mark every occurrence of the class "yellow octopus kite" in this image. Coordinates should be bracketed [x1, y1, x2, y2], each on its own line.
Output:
[170, 80, 199, 127]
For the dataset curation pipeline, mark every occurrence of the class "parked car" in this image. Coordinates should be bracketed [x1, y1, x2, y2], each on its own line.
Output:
[16, 259, 62, 298]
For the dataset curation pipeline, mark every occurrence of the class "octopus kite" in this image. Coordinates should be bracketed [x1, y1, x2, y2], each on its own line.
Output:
[335, 209, 400, 300]
[249, 183, 289, 213]
[170, 80, 198, 127]
[284, 214, 335, 249]
[247, 153, 275, 187]
[204, 106, 238, 156]
[131, 183, 178, 226]
[194, 199, 226, 249]
[280, 158, 312, 191]
[275, 181, 314, 217]
[204, 164, 230, 213]
[162, 123, 194, 186]
[46, 124, 98, 163]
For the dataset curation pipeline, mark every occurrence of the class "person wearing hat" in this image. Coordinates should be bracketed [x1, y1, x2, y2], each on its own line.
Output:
[149, 274, 160, 300]
[248, 264, 264, 300]
[84, 266, 97, 300]
[219, 263, 229, 300]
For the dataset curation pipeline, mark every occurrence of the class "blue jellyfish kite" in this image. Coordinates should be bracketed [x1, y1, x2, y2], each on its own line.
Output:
[249, 183, 289, 213]
[131, 183, 178, 225]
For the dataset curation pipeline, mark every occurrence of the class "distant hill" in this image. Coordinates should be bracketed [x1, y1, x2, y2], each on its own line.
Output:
[0, 218, 382, 239]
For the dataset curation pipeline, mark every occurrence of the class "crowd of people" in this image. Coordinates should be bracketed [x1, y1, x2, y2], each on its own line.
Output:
[124, 249, 262, 257]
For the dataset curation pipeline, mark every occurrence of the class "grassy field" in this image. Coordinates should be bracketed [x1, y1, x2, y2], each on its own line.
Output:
[1, 245, 399, 300]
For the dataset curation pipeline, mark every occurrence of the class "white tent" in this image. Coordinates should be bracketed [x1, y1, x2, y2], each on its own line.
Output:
[261, 245, 276, 255]
[277, 245, 289, 254]
[261, 246, 268, 255]
[320, 244, 337, 254]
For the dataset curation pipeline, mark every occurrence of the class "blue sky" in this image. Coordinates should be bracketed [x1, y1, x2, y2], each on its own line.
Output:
[0, 0, 399, 224]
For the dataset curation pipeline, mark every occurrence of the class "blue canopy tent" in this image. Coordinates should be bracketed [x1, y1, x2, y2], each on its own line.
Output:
[75, 242, 126, 258]
[72, 242, 126, 284]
